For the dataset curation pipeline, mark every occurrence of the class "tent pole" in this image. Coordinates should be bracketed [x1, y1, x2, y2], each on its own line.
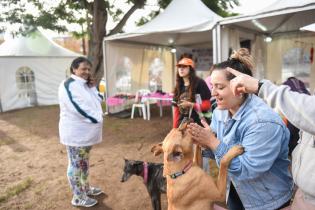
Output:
[172, 51, 176, 89]
[103, 38, 109, 115]
[212, 25, 217, 64]
[216, 24, 222, 63]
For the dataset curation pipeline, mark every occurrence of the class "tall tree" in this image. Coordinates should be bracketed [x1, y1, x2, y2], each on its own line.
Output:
[0, 0, 238, 79]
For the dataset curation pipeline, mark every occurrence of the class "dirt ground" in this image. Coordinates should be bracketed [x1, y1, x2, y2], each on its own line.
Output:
[0, 105, 174, 210]
[0, 105, 220, 210]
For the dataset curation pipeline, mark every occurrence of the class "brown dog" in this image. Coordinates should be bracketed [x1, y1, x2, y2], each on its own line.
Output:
[151, 123, 244, 210]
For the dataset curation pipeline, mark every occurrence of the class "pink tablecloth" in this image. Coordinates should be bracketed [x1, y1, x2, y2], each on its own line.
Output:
[141, 93, 173, 106]
[106, 95, 135, 106]
[106, 97, 125, 106]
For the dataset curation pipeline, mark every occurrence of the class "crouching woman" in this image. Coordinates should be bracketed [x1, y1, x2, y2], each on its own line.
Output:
[188, 48, 294, 210]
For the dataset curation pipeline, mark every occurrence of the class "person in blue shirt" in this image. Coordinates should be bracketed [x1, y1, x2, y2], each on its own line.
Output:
[188, 48, 293, 210]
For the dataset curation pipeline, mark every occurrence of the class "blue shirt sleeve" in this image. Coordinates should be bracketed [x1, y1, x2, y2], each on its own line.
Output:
[214, 122, 287, 181]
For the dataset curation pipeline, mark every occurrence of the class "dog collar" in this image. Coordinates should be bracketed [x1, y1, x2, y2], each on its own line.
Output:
[141, 162, 148, 184]
[169, 160, 193, 179]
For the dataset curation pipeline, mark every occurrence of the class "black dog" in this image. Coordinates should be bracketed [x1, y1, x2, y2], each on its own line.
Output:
[121, 159, 166, 210]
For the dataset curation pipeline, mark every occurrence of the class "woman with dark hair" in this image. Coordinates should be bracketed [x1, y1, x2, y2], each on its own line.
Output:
[188, 48, 293, 210]
[59, 57, 104, 207]
[173, 54, 211, 128]
[226, 62, 315, 210]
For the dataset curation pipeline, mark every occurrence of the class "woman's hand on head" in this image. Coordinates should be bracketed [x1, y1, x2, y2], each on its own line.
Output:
[227, 67, 259, 96]
[187, 120, 219, 150]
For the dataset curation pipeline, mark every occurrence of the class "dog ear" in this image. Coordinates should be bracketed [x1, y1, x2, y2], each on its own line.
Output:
[167, 144, 184, 162]
[178, 118, 194, 133]
[151, 142, 163, 156]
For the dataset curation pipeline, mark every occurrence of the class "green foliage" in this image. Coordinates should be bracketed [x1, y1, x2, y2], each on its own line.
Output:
[1, 0, 240, 36]
[201, 0, 239, 17]
[0, 0, 239, 73]
[109, 8, 124, 22]
[0, 0, 89, 37]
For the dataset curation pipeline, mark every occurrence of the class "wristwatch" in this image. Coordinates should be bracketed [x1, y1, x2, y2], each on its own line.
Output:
[256, 80, 264, 95]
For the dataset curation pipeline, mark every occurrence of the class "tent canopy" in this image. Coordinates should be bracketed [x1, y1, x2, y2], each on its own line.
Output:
[219, 0, 315, 35]
[0, 30, 80, 112]
[105, 0, 221, 46]
[0, 30, 80, 57]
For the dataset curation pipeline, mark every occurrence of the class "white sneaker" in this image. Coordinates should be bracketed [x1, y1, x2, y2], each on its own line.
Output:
[71, 195, 97, 207]
[87, 186, 103, 196]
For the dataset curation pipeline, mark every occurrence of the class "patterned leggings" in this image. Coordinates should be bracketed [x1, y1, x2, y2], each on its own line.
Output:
[66, 146, 92, 198]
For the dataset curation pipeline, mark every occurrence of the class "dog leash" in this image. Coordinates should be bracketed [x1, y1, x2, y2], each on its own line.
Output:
[142, 162, 148, 184]
[169, 160, 193, 179]
[188, 106, 193, 119]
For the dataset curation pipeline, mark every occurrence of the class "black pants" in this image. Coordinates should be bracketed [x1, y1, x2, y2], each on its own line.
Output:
[227, 183, 245, 210]
[227, 183, 291, 210]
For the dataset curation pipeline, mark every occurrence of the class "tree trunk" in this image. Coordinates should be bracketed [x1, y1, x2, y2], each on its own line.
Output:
[87, 0, 145, 81]
[88, 0, 107, 80]
[82, 36, 86, 55]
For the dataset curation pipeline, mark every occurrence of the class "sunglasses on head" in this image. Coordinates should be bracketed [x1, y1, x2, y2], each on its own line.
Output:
[177, 65, 189, 68]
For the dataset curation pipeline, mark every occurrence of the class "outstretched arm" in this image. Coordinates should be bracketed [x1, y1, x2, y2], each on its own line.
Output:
[227, 68, 315, 135]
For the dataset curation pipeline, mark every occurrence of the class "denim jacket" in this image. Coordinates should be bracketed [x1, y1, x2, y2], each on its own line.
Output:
[211, 94, 293, 210]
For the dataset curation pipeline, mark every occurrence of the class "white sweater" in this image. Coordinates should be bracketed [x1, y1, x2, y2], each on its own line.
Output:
[58, 74, 103, 147]
[259, 80, 315, 204]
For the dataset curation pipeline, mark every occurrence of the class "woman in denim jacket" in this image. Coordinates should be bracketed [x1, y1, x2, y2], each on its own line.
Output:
[188, 48, 293, 210]
[227, 67, 315, 210]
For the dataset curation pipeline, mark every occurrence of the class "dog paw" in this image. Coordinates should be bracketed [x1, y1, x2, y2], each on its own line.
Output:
[229, 145, 244, 156]
[221, 145, 244, 165]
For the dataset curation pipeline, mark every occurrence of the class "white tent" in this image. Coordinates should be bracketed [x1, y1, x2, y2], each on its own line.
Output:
[218, 0, 315, 35]
[214, 0, 315, 89]
[105, 0, 221, 45]
[0, 30, 81, 112]
[103, 0, 221, 113]
[217, 0, 315, 61]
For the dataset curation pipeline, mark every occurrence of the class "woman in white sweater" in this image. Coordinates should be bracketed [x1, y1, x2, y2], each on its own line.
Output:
[58, 57, 103, 207]
[227, 67, 315, 210]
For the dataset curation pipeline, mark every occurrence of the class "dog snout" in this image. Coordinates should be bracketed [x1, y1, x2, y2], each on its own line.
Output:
[121, 172, 130, 182]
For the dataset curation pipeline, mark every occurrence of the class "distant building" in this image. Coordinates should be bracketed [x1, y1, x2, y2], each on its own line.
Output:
[53, 36, 88, 55]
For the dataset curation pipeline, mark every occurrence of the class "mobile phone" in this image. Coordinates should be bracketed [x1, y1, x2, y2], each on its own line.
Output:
[195, 94, 202, 104]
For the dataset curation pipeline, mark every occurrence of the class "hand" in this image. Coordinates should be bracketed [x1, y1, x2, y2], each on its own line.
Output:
[87, 77, 96, 87]
[179, 100, 194, 109]
[187, 120, 219, 150]
[227, 67, 259, 96]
